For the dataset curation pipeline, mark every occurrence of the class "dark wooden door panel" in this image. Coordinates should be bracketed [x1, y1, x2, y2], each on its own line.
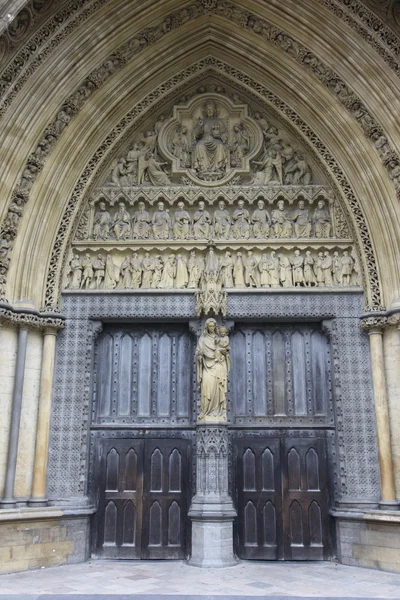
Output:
[93, 436, 191, 560]
[235, 434, 331, 561]
[142, 439, 190, 559]
[95, 439, 144, 559]
[282, 437, 331, 560]
[235, 438, 282, 560]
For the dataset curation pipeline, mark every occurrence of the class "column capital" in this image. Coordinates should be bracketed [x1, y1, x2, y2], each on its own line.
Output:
[360, 316, 388, 333]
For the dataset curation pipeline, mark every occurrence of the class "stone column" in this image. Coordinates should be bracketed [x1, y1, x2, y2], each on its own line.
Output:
[29, 327, 58, 506]
[0, 326, 29, 507]
[188, 426, 237, 567]
[362, 317, 399, 509]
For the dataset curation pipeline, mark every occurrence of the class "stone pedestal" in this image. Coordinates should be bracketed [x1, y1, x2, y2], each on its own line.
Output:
[188, 426, 237, 568]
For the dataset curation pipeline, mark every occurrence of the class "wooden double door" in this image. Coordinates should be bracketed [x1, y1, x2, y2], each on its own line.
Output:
[234, 434, 332, 560]
[92, 437, 191, 559]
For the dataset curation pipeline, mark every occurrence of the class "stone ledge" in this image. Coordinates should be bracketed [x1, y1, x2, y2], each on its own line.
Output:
[331, 508, 400, 524]
[0, 506, 95, 523]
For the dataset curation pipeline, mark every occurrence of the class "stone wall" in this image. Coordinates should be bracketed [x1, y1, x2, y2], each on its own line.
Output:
[0, 510, 91, 575]
[336, 514, 400, 573]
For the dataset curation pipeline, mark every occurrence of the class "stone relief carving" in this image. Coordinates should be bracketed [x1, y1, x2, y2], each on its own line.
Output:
[81, 196, 336, 242]
[0, 3, 398, 311]
[39, 59, 381, 311]
[196, 318, 230, 420]
[64, 246, 359, 291]
[104, 94, 315, 188]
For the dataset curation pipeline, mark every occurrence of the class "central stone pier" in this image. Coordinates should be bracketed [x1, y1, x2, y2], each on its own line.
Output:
[188, 425, 237, 568]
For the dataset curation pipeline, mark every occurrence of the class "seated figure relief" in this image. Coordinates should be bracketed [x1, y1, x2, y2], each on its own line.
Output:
[88, 198, 333, 242]
[192, 100, 229, 176]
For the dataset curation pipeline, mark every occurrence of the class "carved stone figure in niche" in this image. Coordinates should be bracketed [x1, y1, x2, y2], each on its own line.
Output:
[332, 251, 342, 286]
[269, 251, 280, 288]
[214, 200, 231, 239]
[173, 201, 191, 240]
[258, 254, 269, 288]
[230, 123, 249, 166]
[131, 253, 143, 289]
[192, 101, 229, 175]
[119, 255, 133, 288]
[233, 252, 245, 288]
[188, 251, 203, 289]
[93, 201, 111, 240]
[152, 201, 171, 240]
[292, 250, 305, 287]
[140, 151, 170, 186]
[93, 254, 106, 288]
[279, 254, 293, 287]
[196, 318, 230, 418]
[245, 251, 259, 288]
[271, 200, 292, 237]
[313, 200, 331, 238]
[193, 200, 211, 239]
[171, 125, 190, 167]
[304, 251, 317, 287]
[322, 251, 333, 286]
[113, 201, 131, 240]
[141, 253, 154, 288]
[315, 252, 325, 286]
[159, 253, 176, 288]
[151, 256, 164, 288]
[253, 149, 283, 185]
[68, 254, 82, 289]
[251, 199, 270, 238]
[80, 254, 94, 289]
[231, 199, 250, 239]
[176, 254, 189, 289]
[285, 152, 312, 185]
[132, 201, 151, 239]
[341, 250, 354, 285]
[292, 200, 311, 238]
[154, 114, 166, 136]
[111, 158, 129, 187]
[220, 251, 234, 288]
[105, 255, 119, 289]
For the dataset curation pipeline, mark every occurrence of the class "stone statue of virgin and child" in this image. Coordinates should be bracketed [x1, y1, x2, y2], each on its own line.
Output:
[195, 318, 230, 419]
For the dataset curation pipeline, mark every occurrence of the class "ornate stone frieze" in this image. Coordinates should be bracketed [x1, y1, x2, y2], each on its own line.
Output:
[77, 187, 338, 242]
[63, 245, 360, 292]
[34, 59, 380, 312]
[0, 301, 64, 330]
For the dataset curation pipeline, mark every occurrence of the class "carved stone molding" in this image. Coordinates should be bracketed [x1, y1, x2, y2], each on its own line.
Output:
[0, 1, 398, 295]
[0, 301, 64, 330]
[360, 315, 388, 331]
[30, 59, 379, 313]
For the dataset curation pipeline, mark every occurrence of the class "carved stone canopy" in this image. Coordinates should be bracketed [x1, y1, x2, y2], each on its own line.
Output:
[158, 94, 263, 186]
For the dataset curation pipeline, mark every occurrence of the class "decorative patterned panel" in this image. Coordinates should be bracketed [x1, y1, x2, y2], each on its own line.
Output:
[229, 324, 333, 425]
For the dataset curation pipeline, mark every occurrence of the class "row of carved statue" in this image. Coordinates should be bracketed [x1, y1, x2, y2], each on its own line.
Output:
[91, 198, 332, 241]
[66, 248, 358, 291]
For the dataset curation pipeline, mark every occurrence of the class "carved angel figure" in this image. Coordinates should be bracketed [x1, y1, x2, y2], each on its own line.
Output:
[230, 122, 249, 166]
[171, 125, 190, 167]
